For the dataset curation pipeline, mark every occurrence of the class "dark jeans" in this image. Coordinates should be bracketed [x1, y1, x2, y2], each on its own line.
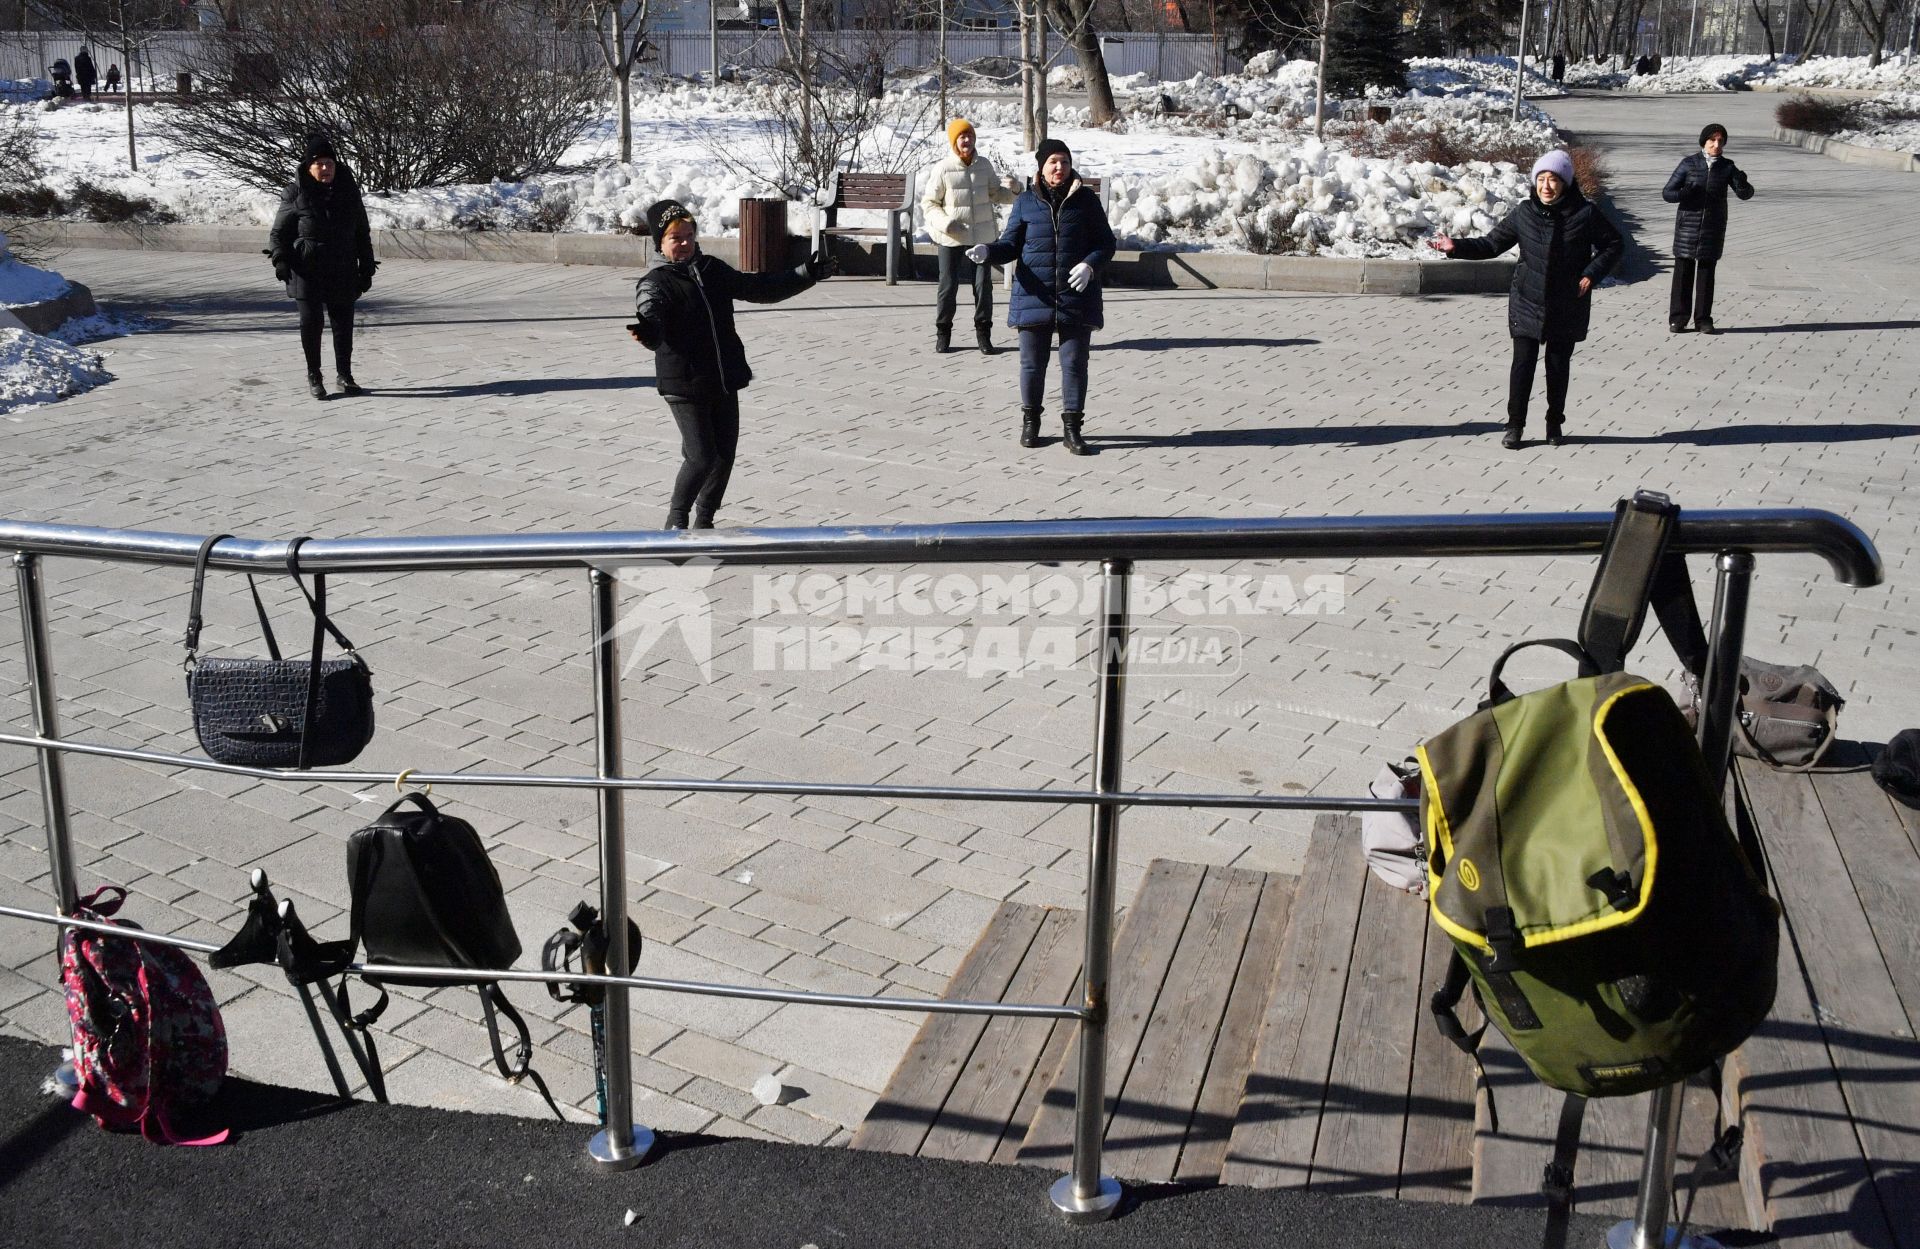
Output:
[1508, 336, 1574, 426]
[1669, 257, 1717, 325]
[296, 299, 355, 376]
[665, 391, 741, 525]
[1018, 324, 1092, 412]
[935, 245, 993, 332]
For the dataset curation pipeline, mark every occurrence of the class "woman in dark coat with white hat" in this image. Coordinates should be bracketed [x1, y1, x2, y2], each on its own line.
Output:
[268, 132, 378, 400]
[1430, 150, 1625, 450]
[1663, 123, 1755, 334]
[968, 137, 1116, 455]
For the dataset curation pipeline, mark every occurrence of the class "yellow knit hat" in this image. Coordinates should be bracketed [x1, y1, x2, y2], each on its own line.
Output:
[947, 117, 976, 158]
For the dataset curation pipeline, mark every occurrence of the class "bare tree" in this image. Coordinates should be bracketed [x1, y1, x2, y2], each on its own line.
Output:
[1842, 0, 1898, 60]
[573, 0, 652, 165]
[30, 0, 183, 172]
[1046, 0, 1119, 125]
[167, 0, 601, 192]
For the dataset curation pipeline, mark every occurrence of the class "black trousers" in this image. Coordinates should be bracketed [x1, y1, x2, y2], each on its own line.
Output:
[1508, 336, 1574, 426]
[665, 392, 741, 525]
[296, 299, 356, 376]
[935, 245, 993, 332]
[1669, 257, 1717, 325]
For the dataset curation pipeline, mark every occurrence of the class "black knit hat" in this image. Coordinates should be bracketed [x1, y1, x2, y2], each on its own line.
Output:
[300, 132, 337, 163]
[1873, 729, 1920, 810]
[645, 198, 697, 246]
[1699, 123, 1728, 146]
[1035, 138, 1071, 169]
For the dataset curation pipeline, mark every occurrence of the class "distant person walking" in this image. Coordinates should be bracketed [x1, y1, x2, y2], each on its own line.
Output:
[1552, 51, 1566, 83]
[921, 118, 1013, 355]
[1429, 150, 1625, 449]
[628, 199, 834, 530]
[1662, 123, 1754, 335]
[967, 138, 1116, 455]
[74, 48, 97, 101]
[268, 133, 378, 400]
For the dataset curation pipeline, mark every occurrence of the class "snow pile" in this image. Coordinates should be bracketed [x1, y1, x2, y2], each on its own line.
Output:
[0, 326, 109, 410]
[1406, 57, 1567, 99]
[0, 252, 72, 306]
[1834, 91, 1920, 152]
[1772, 55, 1920, 91]
[1106, 141, 1531, 256]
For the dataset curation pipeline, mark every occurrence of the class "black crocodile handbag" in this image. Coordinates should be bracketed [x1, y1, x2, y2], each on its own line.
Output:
[183, 534, 374, 769]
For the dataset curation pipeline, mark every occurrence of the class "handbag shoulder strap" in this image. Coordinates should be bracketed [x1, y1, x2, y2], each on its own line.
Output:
[282, 539, 359, 655]
[183, 533, 236, 660]
[1580, 490, 1679, 675]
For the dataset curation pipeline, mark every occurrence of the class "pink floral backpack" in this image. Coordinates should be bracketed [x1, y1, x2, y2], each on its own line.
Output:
[60, 885, 229, 1145]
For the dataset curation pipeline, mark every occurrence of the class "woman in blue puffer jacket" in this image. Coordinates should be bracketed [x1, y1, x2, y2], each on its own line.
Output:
[968, 138, 1116, 455]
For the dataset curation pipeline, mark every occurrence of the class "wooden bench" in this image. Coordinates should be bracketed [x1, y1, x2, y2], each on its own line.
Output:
[810, 172, 914, 285]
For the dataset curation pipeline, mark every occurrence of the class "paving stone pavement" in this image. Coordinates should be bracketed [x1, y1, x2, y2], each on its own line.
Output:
[2, 91, 1915, 1145]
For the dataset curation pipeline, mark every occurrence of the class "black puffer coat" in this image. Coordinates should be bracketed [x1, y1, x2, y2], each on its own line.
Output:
[1662, 153, 1754, 261]
[633, 252, 814, 400]
[268, 163, 376, 304]
[1448, 185, 1625, 343]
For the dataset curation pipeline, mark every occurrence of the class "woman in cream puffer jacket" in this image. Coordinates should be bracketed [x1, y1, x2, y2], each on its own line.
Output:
[922, 118, 1013, 354]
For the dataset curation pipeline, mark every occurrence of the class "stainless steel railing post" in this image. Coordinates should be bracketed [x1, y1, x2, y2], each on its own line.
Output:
[15, 551, 82, 1095]
[586, 567, 653, 1170]
[12, 553, 80, 915]
[1608, 551, 1752, 1249]
[1051, 559, 1129, 1223]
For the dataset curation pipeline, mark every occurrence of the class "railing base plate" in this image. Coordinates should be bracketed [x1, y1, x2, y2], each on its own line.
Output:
[589, 1125, 654, 1171]
[1049, 1173, 1122, 1224]
[1606, 1221, 1726, 1249]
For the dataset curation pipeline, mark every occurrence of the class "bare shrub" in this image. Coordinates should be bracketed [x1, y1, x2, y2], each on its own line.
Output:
[1774, 94, 1862, 135]
[0, 101, 56, 264]
[523, 188, 576, 234]
[165, 0, 602, 193]
[1567, 146, 1609, 198]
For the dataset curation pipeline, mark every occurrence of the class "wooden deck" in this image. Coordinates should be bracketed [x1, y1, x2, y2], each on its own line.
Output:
[853, 749, 1920, 1245]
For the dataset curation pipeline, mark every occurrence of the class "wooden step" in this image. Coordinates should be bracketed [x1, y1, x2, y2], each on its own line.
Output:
[1220, 813, 1469, 1200]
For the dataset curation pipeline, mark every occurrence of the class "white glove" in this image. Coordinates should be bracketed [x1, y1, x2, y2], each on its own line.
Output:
[965, 244, 989, 264]
[1068, 262, 1094, 292]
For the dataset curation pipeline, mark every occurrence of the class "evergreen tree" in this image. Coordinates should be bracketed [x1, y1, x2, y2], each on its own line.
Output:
[1323, 0, 1407, 97]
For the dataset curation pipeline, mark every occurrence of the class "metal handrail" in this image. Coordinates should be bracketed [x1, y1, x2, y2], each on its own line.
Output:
[0, 510, 1883, 582]
[1, 510, 1884, 1237]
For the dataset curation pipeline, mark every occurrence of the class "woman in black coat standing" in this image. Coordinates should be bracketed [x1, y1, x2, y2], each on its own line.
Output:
[268, 133, 377, 400]
[1430, 150, 1625, 449]
[1662, 123, 1754, 334]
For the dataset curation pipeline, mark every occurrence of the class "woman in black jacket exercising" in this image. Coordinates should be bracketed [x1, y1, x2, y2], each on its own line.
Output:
[1662, 123, 1755, 334]
[629, 200, 833, 530]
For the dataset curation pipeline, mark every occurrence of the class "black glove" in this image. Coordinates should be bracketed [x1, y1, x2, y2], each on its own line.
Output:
[627, 321, 661, 350]
[274, 263, 291, 284]
[806, 248, 836, 281]
[358, 274, 373, 294]
[293, 237, 322, 262]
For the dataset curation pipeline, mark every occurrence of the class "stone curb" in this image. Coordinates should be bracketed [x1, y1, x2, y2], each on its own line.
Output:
[30, 220, 1516, 295]
[5, 280, 98, 333]
[1771, 124, 1918, 172]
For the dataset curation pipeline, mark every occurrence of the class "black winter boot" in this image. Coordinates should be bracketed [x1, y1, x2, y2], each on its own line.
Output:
[307, 372, 328, 401]
[664, 510, 690, 530]
[1545, 416, 1565, 447]
[935, 327, 951, 354]
[1501, 422, 1524, 450]
[691, 513, 715, 530]
[1061, 411, 1091, 456]
[336, 372, 365, 397]
[1020, 406, 1043, 448]
[976, 327, 994, 356]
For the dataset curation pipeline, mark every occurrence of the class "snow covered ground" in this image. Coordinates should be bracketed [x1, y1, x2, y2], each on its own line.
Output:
[1556, 51, 1920, 94]
[1832, 91, 1920, 151]
[2, 56, 1560, 260]
[0, 233, 121, 413]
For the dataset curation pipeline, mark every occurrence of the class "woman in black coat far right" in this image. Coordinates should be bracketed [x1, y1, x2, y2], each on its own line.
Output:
[268, 132, 378, 400]
[1662, 123, 1754, 335]
[1430, 150, 1626, 450]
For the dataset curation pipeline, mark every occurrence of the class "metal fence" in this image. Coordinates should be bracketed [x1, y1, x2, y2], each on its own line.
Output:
[0, 508, 1882, 1235]
[0, 28, 1230, 90]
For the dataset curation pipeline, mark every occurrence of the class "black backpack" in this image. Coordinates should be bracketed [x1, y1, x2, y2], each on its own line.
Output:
[342, 793, 562, 1118]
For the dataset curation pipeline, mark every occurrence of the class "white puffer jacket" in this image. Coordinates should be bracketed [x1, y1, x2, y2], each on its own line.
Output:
[921, 153, 1011, 248]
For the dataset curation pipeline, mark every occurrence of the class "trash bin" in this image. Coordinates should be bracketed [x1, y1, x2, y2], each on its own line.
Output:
[738, 196, 788, 274]
[176, 71, 192, 95]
